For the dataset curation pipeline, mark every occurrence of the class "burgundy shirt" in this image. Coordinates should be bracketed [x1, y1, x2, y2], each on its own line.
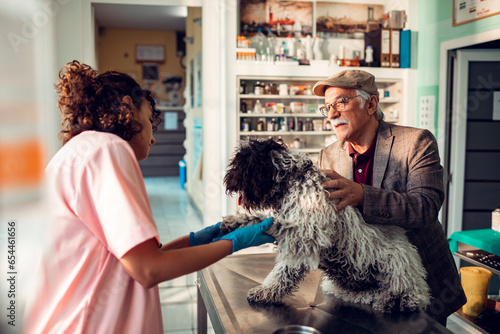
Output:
[348, 134, 377, 186]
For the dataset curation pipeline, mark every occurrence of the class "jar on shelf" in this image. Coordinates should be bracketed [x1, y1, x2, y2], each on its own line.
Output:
[324, 119, 332, 131]
[279, 118, 287, 131]
[254, 81, 264, 95]
[239, 80, 246, 94]
[254, 100, 262, 113]
[264, 83, 271, 95]
[313, 119, 323, 131]
[304, 118, 313, 131]
[296, 118, 303, 131]
[240, 100, 247, 113]
[241, 118, 250, 132]
[257, 118, 265, 131]
[293, 138, 305, 149]
[276, 103, 285, 114]
[267, 118, 278, 131]
[270, 83, 278, 95]
[265, 102, 277, 113]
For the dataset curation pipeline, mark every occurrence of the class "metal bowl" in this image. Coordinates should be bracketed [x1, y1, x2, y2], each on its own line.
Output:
[273, 325, 322, 334]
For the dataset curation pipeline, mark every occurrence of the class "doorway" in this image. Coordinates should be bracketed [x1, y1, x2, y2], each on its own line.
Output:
[446, 48, 500, 236]
[93, 3, 188, 176]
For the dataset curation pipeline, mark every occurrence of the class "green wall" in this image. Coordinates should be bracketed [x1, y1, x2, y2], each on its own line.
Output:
[417, 0, 500, 135]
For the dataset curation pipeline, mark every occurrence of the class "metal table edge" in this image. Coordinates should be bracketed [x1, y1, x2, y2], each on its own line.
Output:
[197, 269, 226, 334]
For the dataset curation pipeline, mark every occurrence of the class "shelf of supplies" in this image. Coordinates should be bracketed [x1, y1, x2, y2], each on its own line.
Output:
[240, 131, 336, 136]
[450, 310, 489, 334]
[449, 229, 500, 256]
[239, 113, 323, 117]
[448, 229, 500, 334]
[236, 74, 403, 165]
[240, 94, 323, 100]
[235, 63, 407, 79]
[454, 252, 500, 275]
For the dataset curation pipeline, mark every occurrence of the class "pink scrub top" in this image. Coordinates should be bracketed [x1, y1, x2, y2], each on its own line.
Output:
[23, 131, 163, 334]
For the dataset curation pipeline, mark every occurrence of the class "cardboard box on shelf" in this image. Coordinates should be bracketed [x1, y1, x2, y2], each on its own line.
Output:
[486, 298, 500, 312]
[493, 209, 500, 232]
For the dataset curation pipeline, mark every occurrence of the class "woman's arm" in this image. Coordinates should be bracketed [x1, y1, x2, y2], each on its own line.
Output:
[159, 235, 190, 251]
[120, 238, 233, 289]
[120, 218, 274, 288]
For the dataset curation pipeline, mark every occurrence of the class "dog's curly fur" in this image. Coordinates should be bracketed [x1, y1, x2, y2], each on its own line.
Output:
[222, 138, 431, 313]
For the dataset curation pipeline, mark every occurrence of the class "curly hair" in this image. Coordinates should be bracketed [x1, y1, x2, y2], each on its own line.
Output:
[55, 60, 161, 145]
[224, 138, 297, 211]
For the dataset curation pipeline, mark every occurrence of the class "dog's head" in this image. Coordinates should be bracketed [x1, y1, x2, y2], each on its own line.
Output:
[224, 137, 315, 212]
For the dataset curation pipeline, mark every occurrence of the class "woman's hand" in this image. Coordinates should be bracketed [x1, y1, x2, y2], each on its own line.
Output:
[189, 222, 224, 246]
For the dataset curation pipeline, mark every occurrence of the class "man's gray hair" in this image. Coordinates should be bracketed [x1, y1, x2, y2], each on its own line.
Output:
[356, 89, 385, 121]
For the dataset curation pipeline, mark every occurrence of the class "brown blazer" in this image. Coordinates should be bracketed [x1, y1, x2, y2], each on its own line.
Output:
[318, 120, 466, 322]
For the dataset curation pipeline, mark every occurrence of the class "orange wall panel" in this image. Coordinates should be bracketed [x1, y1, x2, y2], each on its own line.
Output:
[0, 139, 44, 189]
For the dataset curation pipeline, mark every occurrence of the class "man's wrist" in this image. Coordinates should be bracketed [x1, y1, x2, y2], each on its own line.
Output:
[357, 183, 365, 208]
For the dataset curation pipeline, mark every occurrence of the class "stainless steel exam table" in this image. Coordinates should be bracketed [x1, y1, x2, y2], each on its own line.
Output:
[196, 253, 451, 334]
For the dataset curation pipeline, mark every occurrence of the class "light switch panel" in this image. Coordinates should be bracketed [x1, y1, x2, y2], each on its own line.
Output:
[493, 91, 500, 121]
[419, 95, 435, 134]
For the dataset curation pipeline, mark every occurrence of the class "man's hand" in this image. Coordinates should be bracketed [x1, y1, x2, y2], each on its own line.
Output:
[322, 169, 364, 211]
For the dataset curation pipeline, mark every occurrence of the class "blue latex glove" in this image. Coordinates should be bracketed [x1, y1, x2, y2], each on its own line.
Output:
[189, 222, 224, 246]
[213, 218, 274, 253]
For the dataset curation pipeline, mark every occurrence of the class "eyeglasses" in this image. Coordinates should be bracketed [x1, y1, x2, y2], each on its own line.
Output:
[318, 95, 361, 117]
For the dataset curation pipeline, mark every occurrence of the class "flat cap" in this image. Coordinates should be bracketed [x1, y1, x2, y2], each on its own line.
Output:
[312, 70, 379, 99]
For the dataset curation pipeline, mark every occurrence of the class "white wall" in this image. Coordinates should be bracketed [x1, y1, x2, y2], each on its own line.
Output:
[0, 0, 59, 199]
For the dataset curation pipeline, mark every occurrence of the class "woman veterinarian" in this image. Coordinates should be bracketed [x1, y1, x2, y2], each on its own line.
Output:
[22, 60, 274, 334]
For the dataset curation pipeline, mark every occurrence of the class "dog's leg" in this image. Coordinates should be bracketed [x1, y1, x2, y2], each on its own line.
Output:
[247, 262, 309, 305]
[321, 276, 378, 307]
[383, 269, 431, 312]
[371, 263, 431, 313]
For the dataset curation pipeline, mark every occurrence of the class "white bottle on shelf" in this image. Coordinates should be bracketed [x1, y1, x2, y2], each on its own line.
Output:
[365, 45, 374, 66]
[286, 35, 296, 59]
[313, 35, 323, 60]
[279, 41, 287, 61]
[266, 29, 278, 60]
[254, 100, 262, 114]
[252, 28, 267, 61]
[279, 118, 287, 131]
[296, 40, 306, 60]
[305, 35, 313, 61]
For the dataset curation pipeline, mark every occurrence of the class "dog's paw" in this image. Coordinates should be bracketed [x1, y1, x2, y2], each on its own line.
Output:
[247, 286, 282, 305]
[399, 293, 428, 312]
[372, 293, 399, 313]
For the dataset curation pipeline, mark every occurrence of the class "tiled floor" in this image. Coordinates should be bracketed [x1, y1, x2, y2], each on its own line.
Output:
[143, 177, 214, 334]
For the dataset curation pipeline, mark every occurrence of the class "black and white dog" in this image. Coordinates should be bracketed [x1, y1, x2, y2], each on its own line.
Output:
[221, 138, 431, 313]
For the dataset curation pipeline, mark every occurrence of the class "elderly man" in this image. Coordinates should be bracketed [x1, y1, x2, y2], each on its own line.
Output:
[313, 70, 466, 325]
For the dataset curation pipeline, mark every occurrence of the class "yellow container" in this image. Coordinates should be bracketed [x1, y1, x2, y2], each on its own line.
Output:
[460, 266, 492, 316]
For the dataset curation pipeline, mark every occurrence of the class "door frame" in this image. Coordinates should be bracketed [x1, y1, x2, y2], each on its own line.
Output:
[81, 0, 235, 226]
[438, 29, 500, 237]
[447, 49, 500, 238]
